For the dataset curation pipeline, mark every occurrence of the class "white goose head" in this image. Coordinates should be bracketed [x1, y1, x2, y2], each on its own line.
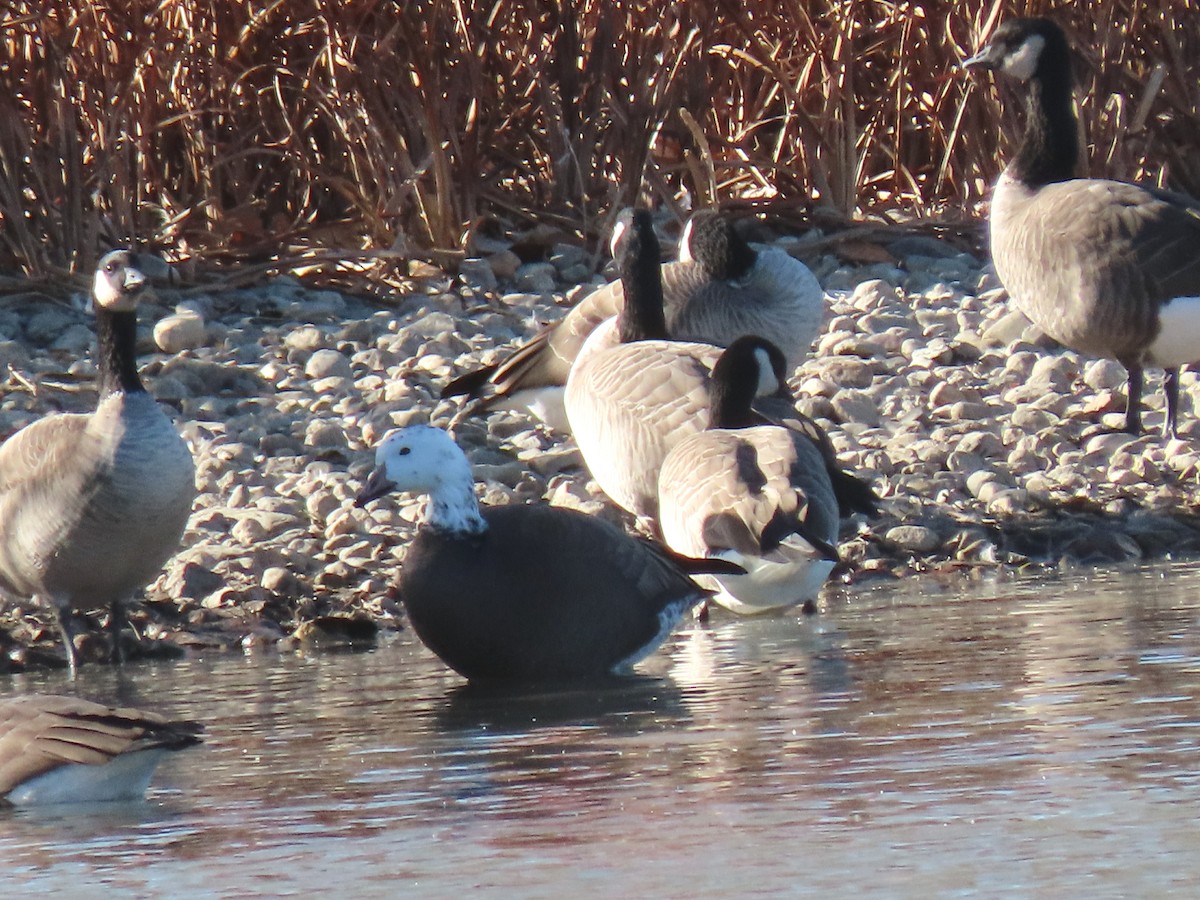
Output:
[355, 425, 486, 535]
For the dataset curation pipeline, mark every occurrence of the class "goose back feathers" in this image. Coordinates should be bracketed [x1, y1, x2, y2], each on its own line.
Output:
[0, 694, 202, 805]
[657, 341, 862, 614]
[965, 17, 1200, 436]
[442, 208, 825, 430]
[354, 425, 733, 682]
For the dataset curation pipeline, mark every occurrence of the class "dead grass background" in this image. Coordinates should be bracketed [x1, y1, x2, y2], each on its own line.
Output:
[1, 0, 1197, 284]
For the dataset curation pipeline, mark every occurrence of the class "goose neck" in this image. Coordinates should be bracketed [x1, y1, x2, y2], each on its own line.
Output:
[424, 480, 488, 537]
[1011, 60, 1078, 186]
[97, 308, 145, 397]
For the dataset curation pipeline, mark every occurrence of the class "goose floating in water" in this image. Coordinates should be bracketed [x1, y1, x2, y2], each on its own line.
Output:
[0, 693, 202, 806]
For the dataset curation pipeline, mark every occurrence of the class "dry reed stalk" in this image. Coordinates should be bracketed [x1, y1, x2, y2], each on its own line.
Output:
[0, 0, 1195, 283]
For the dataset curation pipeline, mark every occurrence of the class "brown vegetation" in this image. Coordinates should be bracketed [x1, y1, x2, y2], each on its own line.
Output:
[0, 0, 1197, 283]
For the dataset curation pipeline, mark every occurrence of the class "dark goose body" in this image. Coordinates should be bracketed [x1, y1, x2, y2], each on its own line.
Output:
[400, 504, 710, 681]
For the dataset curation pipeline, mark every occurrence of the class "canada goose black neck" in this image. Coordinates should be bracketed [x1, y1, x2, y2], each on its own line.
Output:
[97, 308, 145, 397]
[709, 337, 787, 429]
[1011, 24, 1077, 186]
[617, 209, 669, 343]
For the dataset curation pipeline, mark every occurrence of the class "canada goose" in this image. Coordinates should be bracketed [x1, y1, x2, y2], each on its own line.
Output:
[441, 207, 824, 432]
[0, 250, 196, 675]
[964, 17, 1200, 438]
[565, 212, 849, 531]
[353, 425, 740, 682]
[657, 341, 852, 615]
[0, 693, 202, 805]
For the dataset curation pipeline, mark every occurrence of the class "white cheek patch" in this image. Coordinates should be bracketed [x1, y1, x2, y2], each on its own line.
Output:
[1148, 296, 1200, 368]
[754, 347, 779, 396]
[1002, 34, 1045, 82]
[679, 218, 696, 263]
[608, 218, 628, 260]
[93, 272, 119, 308]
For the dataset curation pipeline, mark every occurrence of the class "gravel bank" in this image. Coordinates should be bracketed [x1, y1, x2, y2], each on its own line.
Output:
[3, 225, 1200, 671]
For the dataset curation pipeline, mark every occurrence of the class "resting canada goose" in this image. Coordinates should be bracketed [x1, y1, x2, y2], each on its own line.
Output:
[0, 250, 196, 675]
[354, 425, 739, 682]
[565, 213, 855, 531]
[657, 341, 849, 615]
[964, 17, 1200, 437]
[0, 693, 202, 805]
[441, 207, 824, 432]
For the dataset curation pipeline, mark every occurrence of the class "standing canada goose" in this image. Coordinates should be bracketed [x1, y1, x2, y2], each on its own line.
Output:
[353, 425, 740, 682]
[657, 341, 852, 615]
[0, 693, 202, 805]
[0, 250, 196, 675]
[964, 17, 1200, 437]
[441, 207, 824, 432]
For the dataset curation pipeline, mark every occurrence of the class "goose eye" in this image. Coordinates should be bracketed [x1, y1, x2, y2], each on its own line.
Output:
[399, 447, 411, 456]
[104, 263, 116, 273]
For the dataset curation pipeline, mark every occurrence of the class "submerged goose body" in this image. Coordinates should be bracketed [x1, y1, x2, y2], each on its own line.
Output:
[0, 250, 196, 673]
[354, 426, 735, 682]
[0, 694, 202, 806]
[657, 342, 853, 615]
[965, 17, 1200, 437]
[442, 209, 824, 431]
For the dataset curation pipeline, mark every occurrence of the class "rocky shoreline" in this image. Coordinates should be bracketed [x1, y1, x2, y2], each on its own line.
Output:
[3, 223, 1200, 672]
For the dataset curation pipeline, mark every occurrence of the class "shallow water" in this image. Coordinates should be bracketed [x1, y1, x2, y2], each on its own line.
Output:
[4, 561, 1200, 896]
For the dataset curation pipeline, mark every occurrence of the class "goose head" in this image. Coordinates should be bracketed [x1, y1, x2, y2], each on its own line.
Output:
[356, 425, 473, 504]
[93, 249, 148, 313]
[679, 210, 757, 281]
[963, 17, 1068, 84]
[356, 426, 486, 534]
[710, 335, 790, 428]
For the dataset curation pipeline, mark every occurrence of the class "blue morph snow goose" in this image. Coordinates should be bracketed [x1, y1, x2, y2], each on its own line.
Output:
[353, 425, 739, 682]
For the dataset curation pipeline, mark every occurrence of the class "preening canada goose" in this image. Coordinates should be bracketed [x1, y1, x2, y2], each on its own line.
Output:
[441, 207, 825, 432]
[657, 340, 853, 615]
[0, 250, 196, 675]
[964, 17, 1200, 438]
[354, 425, 739, 682]
[0, 693, 202, 805]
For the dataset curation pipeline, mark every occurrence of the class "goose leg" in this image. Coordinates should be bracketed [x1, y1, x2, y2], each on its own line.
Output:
[109, 598, 128, 665]
[1163, 367, 1180, 440]
[1123, 364, 1144, 435]
[51, 601, 80, 679]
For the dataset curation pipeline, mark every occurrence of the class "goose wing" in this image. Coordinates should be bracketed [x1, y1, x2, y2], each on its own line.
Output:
[0, 694, 202, 797]
[442, 280, 623, 401]
[659, 426, 839, 561]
